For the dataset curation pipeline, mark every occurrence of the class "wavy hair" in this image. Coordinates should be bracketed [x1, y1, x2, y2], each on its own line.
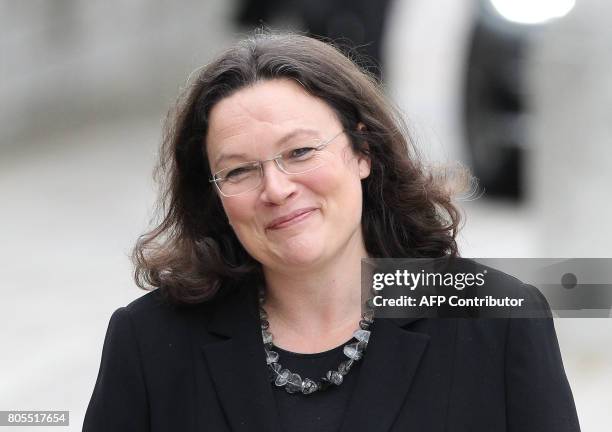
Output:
[132, 30, 466, 304]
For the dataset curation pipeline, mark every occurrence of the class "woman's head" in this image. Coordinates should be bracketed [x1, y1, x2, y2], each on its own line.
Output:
[206, 78, 371, 274]
[133, 30, 462, 303]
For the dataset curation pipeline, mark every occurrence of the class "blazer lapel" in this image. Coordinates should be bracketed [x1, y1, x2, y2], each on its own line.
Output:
[200, 286, 283, 432]
[339, 317, 430, 432]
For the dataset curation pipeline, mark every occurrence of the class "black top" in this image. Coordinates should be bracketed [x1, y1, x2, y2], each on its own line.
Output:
[271, 342, 362, 432]
[83, 267, 581, 431]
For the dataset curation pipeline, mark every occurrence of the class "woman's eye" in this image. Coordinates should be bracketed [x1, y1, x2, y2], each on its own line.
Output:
[288, 147, 316, 159]
[225, 166, 255, 181]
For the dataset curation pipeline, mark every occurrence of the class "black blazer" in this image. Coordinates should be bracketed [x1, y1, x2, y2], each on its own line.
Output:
[83, 273, 581, 431]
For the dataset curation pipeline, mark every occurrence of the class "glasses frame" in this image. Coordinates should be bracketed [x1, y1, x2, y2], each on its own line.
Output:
[209, 130, 346, 197]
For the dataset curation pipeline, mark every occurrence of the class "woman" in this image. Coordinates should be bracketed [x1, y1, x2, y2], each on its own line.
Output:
[83, 32, 580, 431]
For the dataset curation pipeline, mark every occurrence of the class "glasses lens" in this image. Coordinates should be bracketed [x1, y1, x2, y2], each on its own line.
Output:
[216, 163, 261, 196]
[279, 139, 328, 174]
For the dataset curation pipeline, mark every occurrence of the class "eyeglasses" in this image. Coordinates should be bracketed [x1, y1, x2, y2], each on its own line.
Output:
[210, 130, 345, 197]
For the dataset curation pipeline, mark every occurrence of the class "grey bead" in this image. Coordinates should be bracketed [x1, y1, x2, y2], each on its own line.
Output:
[260, 320, 269, 330]
[326, 370, 343, 385]
[259, 307, 268, 320]
[343, 341, 363, 360]
[274, 369, 290, 386]
[338, 359, 354, 375]
[265, 350, 279, 365]
[267, 362, 281, 382]
[285, 373, 302, 393]
[361, 310, 374, 323]
[359, 320, 370, 330]
[365, 297, 376, 310]
[353, 329, 370, 343]
[301, 378, 318, 394]
[262, 330, 273, 344]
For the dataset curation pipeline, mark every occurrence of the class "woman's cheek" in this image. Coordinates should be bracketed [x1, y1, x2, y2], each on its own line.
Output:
[221, 198, 256, 244]
[305, 166, 341, 193]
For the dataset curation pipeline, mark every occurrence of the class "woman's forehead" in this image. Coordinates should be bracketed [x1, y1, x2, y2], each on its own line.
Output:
[206, 79, 339, 161]
[208, 80, 336, 134]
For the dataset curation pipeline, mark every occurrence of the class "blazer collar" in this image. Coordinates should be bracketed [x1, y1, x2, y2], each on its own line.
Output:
[200, 285, 430, 432]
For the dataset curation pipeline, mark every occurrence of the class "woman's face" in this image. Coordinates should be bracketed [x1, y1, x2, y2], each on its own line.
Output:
[206, 78, 371, 272]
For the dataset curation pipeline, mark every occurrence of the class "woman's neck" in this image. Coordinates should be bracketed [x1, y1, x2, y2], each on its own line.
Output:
[261, 240, 368, 353]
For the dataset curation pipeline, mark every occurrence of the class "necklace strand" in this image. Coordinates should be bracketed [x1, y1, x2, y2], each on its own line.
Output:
[258, 286, 375, 395]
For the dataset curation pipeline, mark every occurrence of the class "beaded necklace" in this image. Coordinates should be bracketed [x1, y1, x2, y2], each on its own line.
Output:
[258, 286, 374, 395]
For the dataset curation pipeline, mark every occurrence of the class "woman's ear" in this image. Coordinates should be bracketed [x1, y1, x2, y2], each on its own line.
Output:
[355, 122, 371, 179]
[358, 154, 372, 179]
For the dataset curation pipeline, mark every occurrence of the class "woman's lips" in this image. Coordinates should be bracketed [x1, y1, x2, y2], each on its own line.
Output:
[266, 208, 317, 230]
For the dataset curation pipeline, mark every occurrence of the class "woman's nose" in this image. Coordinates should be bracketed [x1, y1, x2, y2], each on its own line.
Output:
[258, 160, 297, 204]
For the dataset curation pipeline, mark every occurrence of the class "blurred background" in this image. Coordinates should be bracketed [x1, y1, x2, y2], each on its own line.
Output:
[1, 0, 610, 430]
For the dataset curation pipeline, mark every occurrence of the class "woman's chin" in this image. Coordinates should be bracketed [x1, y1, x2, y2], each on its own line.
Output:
[269, 237, 326, 269]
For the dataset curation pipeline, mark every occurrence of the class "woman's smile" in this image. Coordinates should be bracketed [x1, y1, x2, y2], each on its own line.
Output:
[265, 207, 318, 231]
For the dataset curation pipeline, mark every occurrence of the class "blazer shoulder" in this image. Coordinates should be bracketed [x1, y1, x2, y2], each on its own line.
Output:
[123, 288, 220, 315]
[450, 258, 552, 318]
[124, 289, 165, 311]
[123, 289, 173, 315]
[117, 289, 220, 339]
[477, 261, 552, 316]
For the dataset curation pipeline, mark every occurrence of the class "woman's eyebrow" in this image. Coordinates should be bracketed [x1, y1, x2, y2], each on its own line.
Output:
[213, 128, 320, 167]
[276, 128, 320, 147]
[213, 152, 249, 168]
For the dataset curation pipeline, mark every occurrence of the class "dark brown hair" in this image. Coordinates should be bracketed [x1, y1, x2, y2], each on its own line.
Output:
[132, 30, 464, 304]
